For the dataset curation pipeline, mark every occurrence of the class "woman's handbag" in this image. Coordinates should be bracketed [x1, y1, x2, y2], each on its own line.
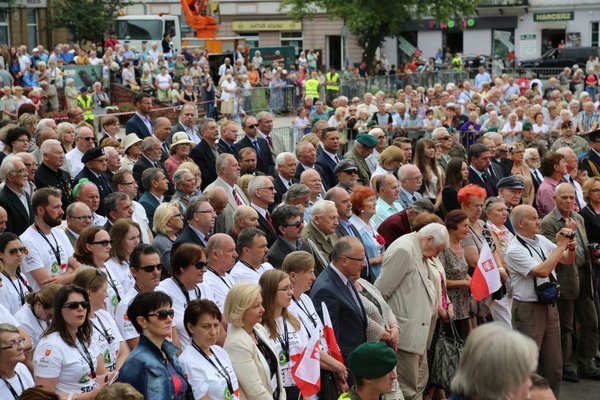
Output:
[319, 370, 340, 400]
[429, 320, 464, 390]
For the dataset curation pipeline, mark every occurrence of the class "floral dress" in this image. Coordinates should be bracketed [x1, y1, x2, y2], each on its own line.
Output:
[438, 247, 471, 320]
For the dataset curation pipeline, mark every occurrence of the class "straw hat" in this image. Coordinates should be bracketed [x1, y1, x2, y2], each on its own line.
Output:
[122, 133, 142, 153]
[170, 131, 195, 149]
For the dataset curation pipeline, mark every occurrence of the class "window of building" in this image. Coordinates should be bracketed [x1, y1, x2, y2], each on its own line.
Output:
[593, 22, 600, 47]
[280, 31, 303, 55]
[239, 32, 259, 49]
[27, 9, 37, 51]
[0, 14, 9, 47]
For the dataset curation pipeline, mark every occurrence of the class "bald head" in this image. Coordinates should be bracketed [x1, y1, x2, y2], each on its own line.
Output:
[206, 186, 228, 215]
[0, 205, 7, 233]
[233, 205, 259, 230]
[206, 233, 238, 272]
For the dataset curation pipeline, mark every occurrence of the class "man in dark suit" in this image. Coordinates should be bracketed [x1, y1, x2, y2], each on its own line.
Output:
[190, 118, 220, 191]
[74, 147, 114, 216]
[217, 120, 240, 159]
[273, 152, 299, 208]
[0, 157, 34, 235]
[525, 148, 543, 207]
[235, 116, 274, 176]
[138, 168, 169, 228]
[125, 92, 154, 139]
[310, 237, 367, 369]
[168, 102, 200, 145]
[175, 196, 216, 248]
[133, 137, 174, 197]
[247, 175, 277, 247]
[579, 130, 600, 178]
[316, 127, 343, 190]
[468, 143, 497, 197]
[268, 205, 328, 273]
[480, 136, 507, 182]
[153, 117, 172, 163]
[295, 141, 325, 181]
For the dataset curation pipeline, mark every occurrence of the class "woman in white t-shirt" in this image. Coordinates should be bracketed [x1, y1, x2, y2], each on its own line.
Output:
[0, 233, 31, 314]
[73, 227, 125, 316]
[73, 268, 129, 373]
[282, 251, 349, 396]
[259, 269, 308, 400]
[33, 284, 114, 399]
[105, 220, 141, 297]
[0, 323, 35, 398]
[180, 299, 240, 400]
[15, 284, 61, 348]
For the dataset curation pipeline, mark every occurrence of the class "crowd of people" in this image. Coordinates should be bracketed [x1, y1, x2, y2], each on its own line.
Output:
[3, 37, 600, 400]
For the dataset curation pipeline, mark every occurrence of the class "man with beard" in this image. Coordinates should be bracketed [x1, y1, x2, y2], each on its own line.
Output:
[238, 147, 264, 176]
[20, 187, 80, 291]
[0, 157, 34, 235]
[525, 148, 544, 199]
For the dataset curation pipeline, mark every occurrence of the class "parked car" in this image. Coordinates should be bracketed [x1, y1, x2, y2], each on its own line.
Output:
[519, 47, 600, 69]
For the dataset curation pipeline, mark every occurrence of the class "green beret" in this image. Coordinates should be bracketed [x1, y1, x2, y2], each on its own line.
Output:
[356, 133, 378, 148]
[522, 121, 532, 131]
[348, 342, 397, 379]
[366, 119, 378, 128]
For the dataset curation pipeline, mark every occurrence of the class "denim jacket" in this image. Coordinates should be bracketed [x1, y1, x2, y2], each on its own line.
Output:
[118, 335, 192, 400]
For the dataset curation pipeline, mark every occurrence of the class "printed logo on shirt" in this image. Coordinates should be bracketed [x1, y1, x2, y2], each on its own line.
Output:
[224, 386, 233, 400]
[103, 349, 111, 364]
[51, 261, 59, 273]
[111, 294, 119, 307]
[79, 373, 92, 384]
[44, 348, 52, 357]
[278, 350, 287, 365]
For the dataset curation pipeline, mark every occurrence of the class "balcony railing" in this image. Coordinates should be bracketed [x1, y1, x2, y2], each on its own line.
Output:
[477, 0, 528, 6]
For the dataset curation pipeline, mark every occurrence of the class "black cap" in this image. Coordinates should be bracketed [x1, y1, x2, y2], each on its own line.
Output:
[81, 147, 104, 163]
[334, 159, 358, 174]
[497, 175, 525, 190]
[587, 128, 600, 141]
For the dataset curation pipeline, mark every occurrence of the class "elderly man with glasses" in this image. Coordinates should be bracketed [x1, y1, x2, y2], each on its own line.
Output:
[0, 157, 34, 235]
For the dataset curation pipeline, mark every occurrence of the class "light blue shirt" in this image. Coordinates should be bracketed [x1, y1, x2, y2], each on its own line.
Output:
[372, 197, 404, 228]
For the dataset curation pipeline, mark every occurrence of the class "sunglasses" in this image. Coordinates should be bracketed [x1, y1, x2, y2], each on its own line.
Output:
[8, 246, 26, 255]
[140, 263, 162, 273]
[91, 240, 112, 247]
[246, 124, 258, 129]
[195, 261, 208, 270]
[63, 301, 90, 310]
[147, 309, 175, 320]
[284, 221, 304, 228]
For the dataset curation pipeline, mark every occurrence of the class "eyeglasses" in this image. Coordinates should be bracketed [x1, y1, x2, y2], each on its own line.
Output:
[0, 337, 26, 350]
[406, 175, 423, 181]
[147, 308, 175, 320]
[8, 246, 26, 255]
[195, 261, 208, 270]
[140, 263, 162, 273]
[283, 221, 304, 228]
[63, 301, 90, 310]
[171, 213, 183, 219]
[70, 215, 93, 221]
[9, 169, 27, 175]
[121, 181, 137, 185]
[195, 209, 215, 214]
[246, 124, 258, 129]
[79, 137, 95, 141]
[591, 189, 600, 194]
[91, 239, 112, 247]
[277, 286, 293, 292]
[342, 170, 358, 175]
[258, 186, 276, 191]
[344, 255, 364, 262]
[438, 136, 450, 140]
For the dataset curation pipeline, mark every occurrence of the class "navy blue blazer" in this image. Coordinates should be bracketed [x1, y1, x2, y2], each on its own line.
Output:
[254, 207, 277, 247]
[235, 135, 275, 176]
[217, 140, 239, 159]
[125, 114, 153, 138]
[174, 224, 205, 248]
[310, 265, 367, 364]
[138, 191, 160, 228]
[273, 175, 298, 210]
[316, 152, 342, 190]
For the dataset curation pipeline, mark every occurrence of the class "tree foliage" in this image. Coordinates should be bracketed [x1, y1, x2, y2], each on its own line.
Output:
[48, 0, 130, 45]
[281, 0, 480, 69]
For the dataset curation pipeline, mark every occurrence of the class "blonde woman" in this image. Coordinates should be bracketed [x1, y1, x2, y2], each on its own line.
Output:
[508, 143, 534, 205]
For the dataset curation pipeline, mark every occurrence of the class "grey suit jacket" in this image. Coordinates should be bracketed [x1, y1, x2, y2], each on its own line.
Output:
[375, 232, 437, 355]
[540, 209, 593, 300]
[205, 177, 249, 233]
[398, 188, 423, 210]
[302, 221, 338, 263]
[260, 131, 287, 157]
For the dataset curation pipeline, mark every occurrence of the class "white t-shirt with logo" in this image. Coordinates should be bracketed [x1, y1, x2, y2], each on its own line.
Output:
[34, 331, 100, 395]
[288, 293, 329, 353]
[20, 226, 74, 291]
[90, 309, 124, 372]
[97, 265, 125, 317]
[203, 269, 235, 312]
[156, 278, 214, 349]
[180, 344, 240, 400]
[104, 258, 135, 297]
[229, 261, 274, 285]
[0, 362, 34, 397]
[269, 316, 308, 388]
[14, 303, 48, 348]
[0, 274, 31, 313]
[115, 287, 140, 341]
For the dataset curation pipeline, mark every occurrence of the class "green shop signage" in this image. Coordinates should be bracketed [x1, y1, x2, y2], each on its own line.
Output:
[533, 12, 574, 22]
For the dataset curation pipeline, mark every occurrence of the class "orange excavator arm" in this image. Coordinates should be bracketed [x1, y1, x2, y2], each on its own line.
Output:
[181, 0, 218, 39]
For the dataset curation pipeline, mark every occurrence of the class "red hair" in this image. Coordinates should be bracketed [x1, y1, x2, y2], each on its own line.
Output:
[457, 184, 487, 206]
[350, 185, 375, 215]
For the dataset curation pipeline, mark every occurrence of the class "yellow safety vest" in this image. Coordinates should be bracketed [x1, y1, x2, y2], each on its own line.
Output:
[77, 95, 95, 121]
[326, 72, 340, 91]
[451, 57, 463, 71]
[305, 78, 320, 99]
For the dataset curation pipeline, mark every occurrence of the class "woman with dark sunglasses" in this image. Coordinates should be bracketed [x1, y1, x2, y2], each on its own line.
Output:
[33, 284, 113, 399]
[74, 226, 124, 317]
[157, 243, 212, 350]
[0, 232, 31, 313]
[73, 268, 130, 374]
[118, 291, 194, 400]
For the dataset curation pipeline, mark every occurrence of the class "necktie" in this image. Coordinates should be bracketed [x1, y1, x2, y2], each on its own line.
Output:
[265, 211, 275, 232]
[288, 181, 292, 187]
[334, 155, 340, 163]
[533, 170, 542, 185]
[487, 166, 496, 181]
[265, 135, 273, 149]
[162, 142, 169, 155]
[204, 232, 211, 244]
[232, 188, 243, 206]
[569, 176, 582, 210]
[411, 195, 417, 202]
[346, 280, 362, 310]
[481, 173, 495, 196]
[253, 140, 262, 161]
